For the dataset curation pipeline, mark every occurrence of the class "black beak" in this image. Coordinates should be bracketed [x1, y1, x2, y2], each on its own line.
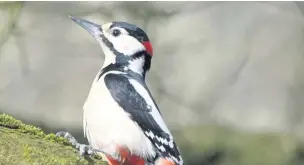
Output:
[69, 15, 102, 38]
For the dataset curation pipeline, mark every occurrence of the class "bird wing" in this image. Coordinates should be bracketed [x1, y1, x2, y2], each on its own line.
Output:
[104, 73, 182, 163]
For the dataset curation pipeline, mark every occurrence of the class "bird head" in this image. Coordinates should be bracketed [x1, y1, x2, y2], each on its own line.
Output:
[69, 16, 153, 78]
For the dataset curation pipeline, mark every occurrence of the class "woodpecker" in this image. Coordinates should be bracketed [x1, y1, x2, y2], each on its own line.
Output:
[57, 16, 184, 165]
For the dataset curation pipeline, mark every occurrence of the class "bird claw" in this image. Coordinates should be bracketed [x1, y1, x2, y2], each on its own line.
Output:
[56, 131, 122, 161]
[56, 131, 94, 156]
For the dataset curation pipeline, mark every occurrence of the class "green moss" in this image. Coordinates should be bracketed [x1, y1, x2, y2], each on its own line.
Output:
[44, 133, 71, 145]
[0, 113, 43, 135]
[0, 113, 24, 128]
[3, 113, 303, 165]
[0, 113, 108, 165]
[0, 113, 69, 144]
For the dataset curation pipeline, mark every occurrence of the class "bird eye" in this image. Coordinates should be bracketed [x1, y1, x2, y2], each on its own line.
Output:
[112, 29, 121, 37]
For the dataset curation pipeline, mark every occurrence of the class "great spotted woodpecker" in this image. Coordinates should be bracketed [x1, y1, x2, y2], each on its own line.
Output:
[57, 16, 184, 165]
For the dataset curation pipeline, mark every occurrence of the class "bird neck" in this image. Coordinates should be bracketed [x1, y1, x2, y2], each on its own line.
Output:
[126, 56, 145, 76]
[101, 51, 151, 79]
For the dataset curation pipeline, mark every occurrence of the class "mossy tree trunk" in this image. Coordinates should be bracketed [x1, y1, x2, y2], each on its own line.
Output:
[0, 114, 108, 165]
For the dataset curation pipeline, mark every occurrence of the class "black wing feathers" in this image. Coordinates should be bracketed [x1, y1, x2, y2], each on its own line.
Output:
[104, 73, 163, 134]
[104, 73, 181, 163]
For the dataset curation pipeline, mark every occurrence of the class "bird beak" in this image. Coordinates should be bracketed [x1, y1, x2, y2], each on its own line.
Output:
[68, 15, 102, 38]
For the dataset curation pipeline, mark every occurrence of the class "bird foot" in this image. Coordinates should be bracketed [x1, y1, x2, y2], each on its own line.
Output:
[56, 131, 95, 156]
[56, 131, 122, 161]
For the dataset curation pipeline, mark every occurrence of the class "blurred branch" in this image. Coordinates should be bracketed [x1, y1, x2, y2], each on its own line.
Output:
[0, 2, 23, 51]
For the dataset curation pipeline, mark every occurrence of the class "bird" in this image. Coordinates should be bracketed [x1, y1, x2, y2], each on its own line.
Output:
[56, 15, 184, 165]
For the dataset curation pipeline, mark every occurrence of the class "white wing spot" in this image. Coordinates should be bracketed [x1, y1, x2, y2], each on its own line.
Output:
[155, 135, 170, 146]
[160, 145, 166, 152]
[163, 139, 169, 145]
[169, 140, 174, 148]
[145, 130, 155, 139]
[169, 154, 179, 163]
[155, 143, 166, 152]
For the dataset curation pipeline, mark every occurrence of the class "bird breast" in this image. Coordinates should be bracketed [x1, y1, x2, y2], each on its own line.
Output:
[82, 71, 155, 158]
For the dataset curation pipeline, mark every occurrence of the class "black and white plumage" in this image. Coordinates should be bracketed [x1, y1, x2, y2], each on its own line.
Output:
[58, 16, 184, 165]
[103, 69, 182, 164]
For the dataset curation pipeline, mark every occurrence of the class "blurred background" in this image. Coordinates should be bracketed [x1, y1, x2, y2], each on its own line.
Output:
[1, 1, 304, 165]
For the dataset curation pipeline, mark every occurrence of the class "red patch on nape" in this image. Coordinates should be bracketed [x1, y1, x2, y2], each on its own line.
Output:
[142, 41, 153, 56]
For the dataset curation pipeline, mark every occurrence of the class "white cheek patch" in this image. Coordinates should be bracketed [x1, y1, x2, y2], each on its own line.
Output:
[101, 25, 145, 56]
[107, 35, 145, 56]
